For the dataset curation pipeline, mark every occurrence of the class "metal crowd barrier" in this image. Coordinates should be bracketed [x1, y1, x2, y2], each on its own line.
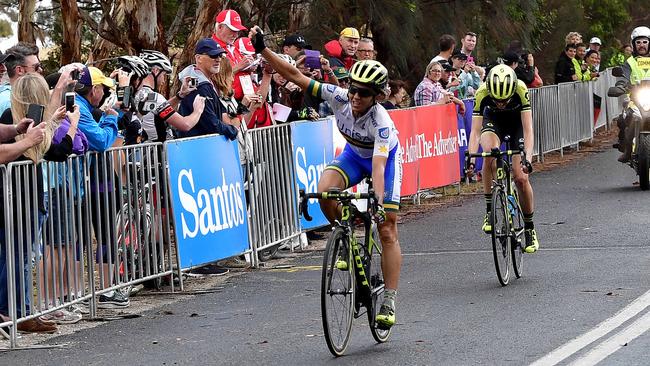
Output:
[1, 143, 180, 348]
[246, 124, 301, 267]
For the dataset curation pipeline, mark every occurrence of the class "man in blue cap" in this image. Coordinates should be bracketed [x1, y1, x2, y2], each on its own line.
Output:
[177, 37, 239, 139]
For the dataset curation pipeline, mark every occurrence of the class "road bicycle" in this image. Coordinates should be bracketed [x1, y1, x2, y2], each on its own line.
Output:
[465, 136, 531, 286]
[299, 178, 390, 356]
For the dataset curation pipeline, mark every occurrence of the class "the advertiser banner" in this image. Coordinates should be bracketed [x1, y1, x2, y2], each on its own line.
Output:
[389, 108, 418, 196]
[414, 104, 461, 189]
[292, 118, 334, 230]
[458, 99, 483, 173]
[166, 135, 249, 269]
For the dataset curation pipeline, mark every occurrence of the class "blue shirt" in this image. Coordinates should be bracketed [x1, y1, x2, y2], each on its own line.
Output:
[0, 84, 11, 116]
[75, 94, 118, 152]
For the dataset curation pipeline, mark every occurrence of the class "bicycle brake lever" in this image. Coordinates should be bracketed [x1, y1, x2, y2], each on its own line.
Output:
[299, 189, 313, 221]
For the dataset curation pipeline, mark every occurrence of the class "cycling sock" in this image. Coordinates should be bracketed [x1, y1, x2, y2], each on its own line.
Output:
[382, 288, 397, 309]
[524, 212, 534, 230]
[484, 193, 492, 213]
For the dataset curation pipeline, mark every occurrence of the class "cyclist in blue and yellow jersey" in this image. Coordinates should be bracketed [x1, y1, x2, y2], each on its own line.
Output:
[615, 26, 650, 163]
[466, 65, 539, 253]
[250, 26, 402, 329]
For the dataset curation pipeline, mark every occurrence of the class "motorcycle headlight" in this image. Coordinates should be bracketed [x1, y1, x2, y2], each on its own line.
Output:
[636, 87, 650, 112]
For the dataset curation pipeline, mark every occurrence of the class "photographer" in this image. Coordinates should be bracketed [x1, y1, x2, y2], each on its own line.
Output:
[177, 38, 238, 139]
[503, 51, 535, 85]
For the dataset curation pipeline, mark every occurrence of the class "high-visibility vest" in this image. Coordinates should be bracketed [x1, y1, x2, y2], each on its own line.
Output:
[627, 56, 650, 84]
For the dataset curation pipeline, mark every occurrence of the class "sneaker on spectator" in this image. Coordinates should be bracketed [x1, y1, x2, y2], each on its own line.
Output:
[68, 303, 89, 315]
[40, 309, 82, 325]
[98, 290, 130, 309]
[217, 256, 250, 269]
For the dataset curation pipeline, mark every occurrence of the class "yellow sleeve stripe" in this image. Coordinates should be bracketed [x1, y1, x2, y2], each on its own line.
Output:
[308, 80, 322, 98]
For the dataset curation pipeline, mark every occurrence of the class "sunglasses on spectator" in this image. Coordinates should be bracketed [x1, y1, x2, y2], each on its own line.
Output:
[635, 39, 649, 45]
[202, 53, 226, 59]
[348, 85, 376, 98]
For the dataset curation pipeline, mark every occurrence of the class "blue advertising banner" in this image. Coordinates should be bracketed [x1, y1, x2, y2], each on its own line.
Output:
[166, 135, 249, 269]
[292, 118, 334, 230]
[458, 99, 483, 174]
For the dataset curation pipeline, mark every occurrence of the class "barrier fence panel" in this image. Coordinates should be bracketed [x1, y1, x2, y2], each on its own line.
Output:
[592, 70, 610, 130]
[248, 124, 300, 265]
[577, 81, 595, 145]
[86, 142, 178, 313]
[0, 164, 14, 343]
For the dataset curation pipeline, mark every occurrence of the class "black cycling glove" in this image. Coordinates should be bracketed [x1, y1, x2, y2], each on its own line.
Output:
[252, 26, 266, 53]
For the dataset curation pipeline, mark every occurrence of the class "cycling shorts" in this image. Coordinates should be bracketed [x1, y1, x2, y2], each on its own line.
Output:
[480, 110, 523, 143]
[325, 144, 402, 212]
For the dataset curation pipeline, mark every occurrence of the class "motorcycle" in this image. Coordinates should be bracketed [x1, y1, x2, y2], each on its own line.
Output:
[608, 66, 650, 190]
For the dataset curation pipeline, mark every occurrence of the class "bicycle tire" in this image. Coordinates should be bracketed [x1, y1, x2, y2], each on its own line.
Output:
[321, 226, 355, 356]
[510, 190, 525, 278]
[491, 186, 511, 286]
[366, 226, 391, 343]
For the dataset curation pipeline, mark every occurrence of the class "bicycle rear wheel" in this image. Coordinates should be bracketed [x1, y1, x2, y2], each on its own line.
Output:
[365, 226, 391, 343]
[491, 186, 511, 286]
[510, 191, 525, 278]
[321, 227, 355, 356]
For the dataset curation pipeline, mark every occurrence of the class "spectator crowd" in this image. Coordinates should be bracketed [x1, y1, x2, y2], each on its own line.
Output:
[0, 7, 621, 335]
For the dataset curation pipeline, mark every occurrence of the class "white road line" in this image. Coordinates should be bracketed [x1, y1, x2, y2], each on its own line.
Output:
[529, 289, 650, 366]
[567, 310, 650, 366]
[402, 246, 649, 257]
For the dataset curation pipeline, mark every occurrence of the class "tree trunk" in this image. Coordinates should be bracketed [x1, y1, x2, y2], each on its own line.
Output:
[287, 2, 310, 34]
[172, 0, 222, 94]
[60, 0, 82, 64]
[115, 0, 168, 53]
[18, 0, 36, 44]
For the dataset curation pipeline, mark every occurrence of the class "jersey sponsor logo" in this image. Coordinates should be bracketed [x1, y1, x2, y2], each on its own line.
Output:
[378, 145, 388, 154]
[334, 94, 347, 104]
[378, 127, 390, 139]
[326, 84, 337, 93]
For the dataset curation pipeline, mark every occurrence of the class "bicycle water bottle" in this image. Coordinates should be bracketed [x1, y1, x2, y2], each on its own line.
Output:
[507, 195, 517, 217]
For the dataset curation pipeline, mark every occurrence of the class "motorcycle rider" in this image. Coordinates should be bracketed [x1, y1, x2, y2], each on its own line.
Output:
[617, 26, 650, 163]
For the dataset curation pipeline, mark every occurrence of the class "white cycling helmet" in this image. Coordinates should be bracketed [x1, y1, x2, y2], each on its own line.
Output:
[139, 50, 173, 73]
[117, 55, 150, 79]
[277, 53, 296, 67]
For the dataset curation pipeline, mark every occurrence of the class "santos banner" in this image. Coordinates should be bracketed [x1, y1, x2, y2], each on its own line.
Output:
[292, 118, 334, 230]
[166, 135, 249, 269]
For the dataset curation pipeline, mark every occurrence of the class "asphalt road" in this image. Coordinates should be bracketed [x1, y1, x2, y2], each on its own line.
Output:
[1, 147, 649, 365]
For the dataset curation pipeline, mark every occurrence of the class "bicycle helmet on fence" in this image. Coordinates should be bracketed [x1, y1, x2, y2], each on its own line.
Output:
[349, 60, 388, 94]
[139, 50, 173, 73]
[117, 55, 150, 79]
[631, 26, 650, 55]
[277, 53, 296, 67]
[486, 64, 517, 101]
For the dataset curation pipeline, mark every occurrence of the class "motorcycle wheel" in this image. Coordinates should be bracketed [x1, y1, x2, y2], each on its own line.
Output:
[638, 134, 650, 191]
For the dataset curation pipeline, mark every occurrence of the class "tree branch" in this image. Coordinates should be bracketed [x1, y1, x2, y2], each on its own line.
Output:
[166, 0, 190, 44]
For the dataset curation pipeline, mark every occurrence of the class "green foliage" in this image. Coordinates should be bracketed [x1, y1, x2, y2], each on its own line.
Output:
[0, 18, 12, 38]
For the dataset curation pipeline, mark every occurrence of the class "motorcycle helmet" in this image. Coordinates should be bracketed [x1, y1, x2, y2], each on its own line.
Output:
[631, 26, 650, 56]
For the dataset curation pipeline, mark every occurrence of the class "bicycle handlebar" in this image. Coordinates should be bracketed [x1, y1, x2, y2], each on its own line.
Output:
[464, 137, 533, 174]
[299, 189, 379, 222]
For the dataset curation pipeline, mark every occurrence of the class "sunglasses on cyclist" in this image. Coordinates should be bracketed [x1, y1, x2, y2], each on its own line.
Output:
[635, 39, 649, 45]
[348, 85, 376, 98]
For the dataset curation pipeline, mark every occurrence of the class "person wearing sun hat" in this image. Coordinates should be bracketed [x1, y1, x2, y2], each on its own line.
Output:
[324, 27, 360, 71]
[74, 65, 118, 152]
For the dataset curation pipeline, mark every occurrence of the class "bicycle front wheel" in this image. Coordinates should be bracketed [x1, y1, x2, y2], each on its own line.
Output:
[491, 186, 511, 286]
[321, 227, 355, 356]
[366, 226, 391, 343]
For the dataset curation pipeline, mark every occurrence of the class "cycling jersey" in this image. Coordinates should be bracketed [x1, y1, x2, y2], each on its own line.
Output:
[307, 80, 399, 159]
[134, 86, 175, 141]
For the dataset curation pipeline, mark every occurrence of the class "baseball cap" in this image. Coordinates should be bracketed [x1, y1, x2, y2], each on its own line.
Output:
[589, 37, 602, 45]
[503, 51, 523, 64]
[236, 37, 256, 55]
[283, 34, 310, 49]
[216, 9, 247, 32]
[195, 38, 227, 57]
[77, 66, 115, 88]
[340, 27, 360, 39]
[439, 60, 456, 72]
[333, 66, 349, 79]
[451, 50, 468, 60]
[0, 51, 14, 64]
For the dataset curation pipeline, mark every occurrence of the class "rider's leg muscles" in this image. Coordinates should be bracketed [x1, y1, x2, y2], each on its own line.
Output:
[480, 132, 500, 210]
[379, 213, 401, 291]
[317, 169, 347, 224]
[512, 155, 534, 222]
